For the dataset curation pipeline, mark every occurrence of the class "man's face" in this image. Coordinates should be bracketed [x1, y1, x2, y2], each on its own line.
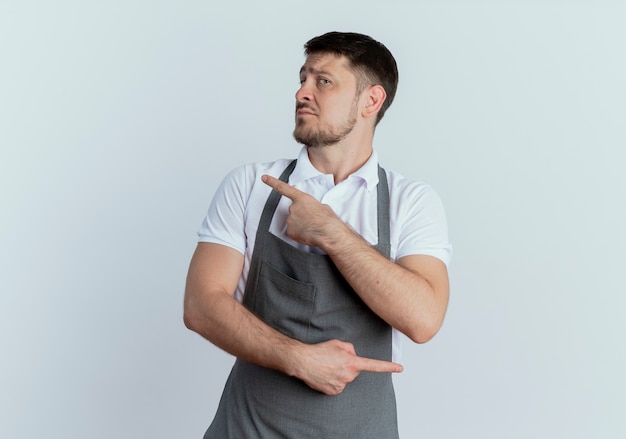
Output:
[293, 53, 362, 148]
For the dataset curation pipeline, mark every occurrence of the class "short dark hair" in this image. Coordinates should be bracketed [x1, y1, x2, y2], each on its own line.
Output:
[304, 31, 399, 125]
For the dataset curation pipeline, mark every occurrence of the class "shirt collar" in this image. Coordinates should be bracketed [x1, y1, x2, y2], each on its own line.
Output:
[290, 146, 380, 191]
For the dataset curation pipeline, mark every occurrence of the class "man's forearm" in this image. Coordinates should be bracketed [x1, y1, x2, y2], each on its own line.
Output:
[321, 221, 449, 343]
[184, 286, 303, 375]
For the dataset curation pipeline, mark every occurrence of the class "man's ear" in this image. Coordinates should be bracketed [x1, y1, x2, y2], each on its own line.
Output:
[361, 85, 387, 120]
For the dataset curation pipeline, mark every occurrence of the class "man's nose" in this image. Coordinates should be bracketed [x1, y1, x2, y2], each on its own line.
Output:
[295, 82, 313, 102]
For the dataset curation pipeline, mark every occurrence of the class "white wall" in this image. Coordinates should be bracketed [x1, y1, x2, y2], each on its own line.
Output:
[1, 1, 624, 437]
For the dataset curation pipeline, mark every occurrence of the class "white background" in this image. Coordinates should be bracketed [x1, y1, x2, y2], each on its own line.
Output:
[1, 1, 625, 437]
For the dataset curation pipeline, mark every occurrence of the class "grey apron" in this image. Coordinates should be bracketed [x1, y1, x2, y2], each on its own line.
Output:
[204, 160, 398, 439]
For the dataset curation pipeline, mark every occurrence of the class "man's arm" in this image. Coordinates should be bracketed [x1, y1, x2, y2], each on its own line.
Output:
[324, 241, 448, 344]
[183, 242, 403, 395]
[262, 175, 450, 343]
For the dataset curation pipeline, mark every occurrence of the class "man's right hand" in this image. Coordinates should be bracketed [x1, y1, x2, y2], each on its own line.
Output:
[289, 339, 403, 396]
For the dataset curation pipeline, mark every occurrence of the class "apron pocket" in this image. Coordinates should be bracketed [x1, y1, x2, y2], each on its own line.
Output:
[255, 260, 316, 342]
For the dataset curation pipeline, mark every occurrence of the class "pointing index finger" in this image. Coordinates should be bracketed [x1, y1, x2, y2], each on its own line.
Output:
[356, 356, 404, 374]
[262, 174, 302, 200]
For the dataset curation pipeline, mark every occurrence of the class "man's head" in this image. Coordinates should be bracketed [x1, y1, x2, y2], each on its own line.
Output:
[303, 31, 398, 125]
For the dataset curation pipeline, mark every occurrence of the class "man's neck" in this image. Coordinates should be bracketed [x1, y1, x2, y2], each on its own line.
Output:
[306, 140, 373, 184]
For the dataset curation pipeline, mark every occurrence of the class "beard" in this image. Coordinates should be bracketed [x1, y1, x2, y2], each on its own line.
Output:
[292, 105, 357, 148]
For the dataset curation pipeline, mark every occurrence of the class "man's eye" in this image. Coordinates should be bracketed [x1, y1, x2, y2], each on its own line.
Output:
[318, 78, 331, 85]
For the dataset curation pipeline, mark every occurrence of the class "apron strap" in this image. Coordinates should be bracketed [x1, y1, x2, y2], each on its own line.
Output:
[256, 159, 297, 234]
[376, 165, 391, 259]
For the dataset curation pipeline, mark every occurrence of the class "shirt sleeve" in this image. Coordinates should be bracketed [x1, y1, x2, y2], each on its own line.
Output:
[197, 165, 250, 255]
[394, 182, 453, 266]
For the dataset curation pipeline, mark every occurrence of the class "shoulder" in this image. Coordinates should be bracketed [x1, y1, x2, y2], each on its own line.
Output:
[222, 158, 293, 181]
[218, 158, 296, 196]
[227, 158, 295, 180]
[197, 157, 296, 250]
[384, 168, 443, 207]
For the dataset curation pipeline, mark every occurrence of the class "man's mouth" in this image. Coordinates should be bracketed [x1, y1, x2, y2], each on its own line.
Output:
[296, 105, 316, 116]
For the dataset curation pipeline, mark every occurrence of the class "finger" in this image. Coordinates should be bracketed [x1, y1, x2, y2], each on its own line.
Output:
[261, 174, 303, 200]
[355, 357, 404, 373]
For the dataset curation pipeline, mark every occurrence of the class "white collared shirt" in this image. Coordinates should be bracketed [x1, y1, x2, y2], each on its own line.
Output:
[198, 147, 452, 360]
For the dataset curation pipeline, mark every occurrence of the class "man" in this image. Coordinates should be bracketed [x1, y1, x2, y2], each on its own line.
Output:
[184, 31, 452, 438]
